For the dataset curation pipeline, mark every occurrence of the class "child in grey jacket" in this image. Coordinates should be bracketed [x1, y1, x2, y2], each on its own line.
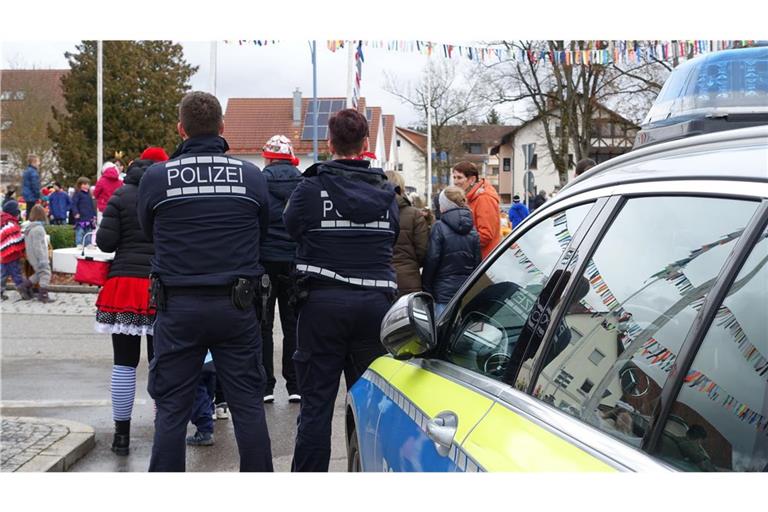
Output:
[23, 205, 54, 303]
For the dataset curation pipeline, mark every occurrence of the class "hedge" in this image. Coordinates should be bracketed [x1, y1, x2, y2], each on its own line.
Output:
[45, 224, 76, 249]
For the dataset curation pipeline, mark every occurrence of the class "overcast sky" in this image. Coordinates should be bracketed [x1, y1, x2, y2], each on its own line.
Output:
[1, 40, 503, 128]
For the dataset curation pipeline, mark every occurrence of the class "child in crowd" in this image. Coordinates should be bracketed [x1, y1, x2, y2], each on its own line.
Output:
[71, 177, 97, 246]
[48, 182, 72, 225]
[23, 205, 54, 303]
[1, 200, 32, 300]
[186, 352, 217, 446]
[422, 186, 481, 317]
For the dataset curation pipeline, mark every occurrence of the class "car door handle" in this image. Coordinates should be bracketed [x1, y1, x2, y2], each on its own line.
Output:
[426, 411, 458, 457]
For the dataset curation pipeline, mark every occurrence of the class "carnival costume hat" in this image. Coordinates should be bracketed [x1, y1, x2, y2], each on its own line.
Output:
[262, 135, 300, 167]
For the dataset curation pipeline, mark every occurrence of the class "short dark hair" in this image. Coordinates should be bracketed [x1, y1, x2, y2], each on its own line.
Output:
[328, 109, 369, 156]
[453, 161, 478, 179]
[179, 91, 223, 138]
[575, 158, 596, 176]
[53, 181, 62, 188]
[76, 177, 90, 188]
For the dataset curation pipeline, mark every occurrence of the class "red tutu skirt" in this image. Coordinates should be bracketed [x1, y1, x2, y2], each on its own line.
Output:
[95, 276, 155, 336]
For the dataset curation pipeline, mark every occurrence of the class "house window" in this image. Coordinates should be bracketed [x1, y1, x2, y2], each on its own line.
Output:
[491, 166, 499, 176]
[1, 120, 12, 131]
[14, 91, 26, 100]
[366, 108, 373, 121]
[579, 379, 594, 395]
[554, 369, 573, 389]
[397, 163, 403, 171]
[529, 154, 538, 169]
[502, 158, 511, 172]
[465, 143, 483, 155]
[0, 91, 12, 100]
[568, 153, 575, 167]
[0, 153, 8, 163]
[588, 348, 605, 366]
[396, 139, 401, 147]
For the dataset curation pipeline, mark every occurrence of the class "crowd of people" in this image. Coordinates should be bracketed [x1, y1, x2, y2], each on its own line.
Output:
[1, 89, 596, 472]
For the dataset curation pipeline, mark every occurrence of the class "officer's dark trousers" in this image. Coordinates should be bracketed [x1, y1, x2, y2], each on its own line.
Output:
[148, 295, 273, 472]
[261, 261, 298, 396]
[291, 287, 390, 472]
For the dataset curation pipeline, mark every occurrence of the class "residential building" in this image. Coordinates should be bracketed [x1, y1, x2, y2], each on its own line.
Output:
[491, 104, 639, 203]
[0, 69, 68, 183]
[223, 89, 393, 171]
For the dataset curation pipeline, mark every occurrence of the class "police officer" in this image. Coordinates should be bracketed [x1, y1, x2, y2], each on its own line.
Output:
[137, 91, 273, 472]
[284, 108, 399, 472]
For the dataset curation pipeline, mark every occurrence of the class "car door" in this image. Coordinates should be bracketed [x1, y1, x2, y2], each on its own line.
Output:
[363, 198, 603, 472]
[464, 190, 764, 471]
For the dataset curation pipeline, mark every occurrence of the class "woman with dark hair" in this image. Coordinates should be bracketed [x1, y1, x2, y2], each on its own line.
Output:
[94, 147, 168, 456]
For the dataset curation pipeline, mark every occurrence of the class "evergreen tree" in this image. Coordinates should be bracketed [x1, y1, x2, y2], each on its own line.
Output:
[485, 108, 501, 124]
[49, 41, 197, 182]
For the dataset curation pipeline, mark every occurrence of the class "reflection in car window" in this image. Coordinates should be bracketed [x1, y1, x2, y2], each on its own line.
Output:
[657, 225, 768, 472]
[443, 203, 594, 381]
[531, 197, 759, 450]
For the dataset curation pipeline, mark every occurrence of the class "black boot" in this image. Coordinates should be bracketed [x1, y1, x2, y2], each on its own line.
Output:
[16, 279, 33, 300]
[111, 420, 130, 456]
[37, 288, 54, 303]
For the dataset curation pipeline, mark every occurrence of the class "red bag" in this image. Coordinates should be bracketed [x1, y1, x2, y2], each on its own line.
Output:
[74, 232, 112, 287]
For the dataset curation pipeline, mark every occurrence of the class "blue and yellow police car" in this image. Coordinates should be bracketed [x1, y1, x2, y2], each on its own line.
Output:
[346, 47, 768, 472]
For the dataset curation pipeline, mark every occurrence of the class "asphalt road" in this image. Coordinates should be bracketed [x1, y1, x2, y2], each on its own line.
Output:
[0, 300, 348, 472]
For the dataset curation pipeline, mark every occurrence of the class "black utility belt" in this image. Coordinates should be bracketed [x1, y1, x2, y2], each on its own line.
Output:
[154, 278, 257, 310]
[164, 285, 231, 297]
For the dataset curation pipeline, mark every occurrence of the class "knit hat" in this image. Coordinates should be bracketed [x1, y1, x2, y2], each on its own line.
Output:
[438, 189, 461, 214]
[262, 135, 299, 166]
[513, 194, 520, 202]
[101, 162, 118, 173]
[2, 200, 20, 217]
[140, 147, 170, 162]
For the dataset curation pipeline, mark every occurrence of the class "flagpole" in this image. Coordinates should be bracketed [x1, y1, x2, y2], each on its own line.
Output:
[97, 40, 103, 179]
[346, 42, 354, 109]
[311, 40, 319, 163]
[426, 47, 433, 205]
[210, 41, 218, 96]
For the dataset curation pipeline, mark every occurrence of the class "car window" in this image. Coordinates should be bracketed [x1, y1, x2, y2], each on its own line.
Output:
[655, 224, 768, 472]
[442, 202, 595, 382]
[530, 196, 760, 449]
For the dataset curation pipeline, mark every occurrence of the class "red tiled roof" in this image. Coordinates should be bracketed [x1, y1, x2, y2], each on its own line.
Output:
[224, 96, 385, 158]
[382, 115, 395, 161]
[367, 106, 382, 159]
[396, 127, 427, 154]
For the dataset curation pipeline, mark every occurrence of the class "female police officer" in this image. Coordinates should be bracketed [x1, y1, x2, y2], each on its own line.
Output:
[284, 108, 399, 472]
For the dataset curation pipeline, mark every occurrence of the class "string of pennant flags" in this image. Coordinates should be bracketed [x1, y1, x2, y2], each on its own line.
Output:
[227, 39, 758, 66]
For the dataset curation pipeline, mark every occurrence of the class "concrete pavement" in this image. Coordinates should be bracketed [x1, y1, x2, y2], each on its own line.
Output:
[1, 292, 348, 472]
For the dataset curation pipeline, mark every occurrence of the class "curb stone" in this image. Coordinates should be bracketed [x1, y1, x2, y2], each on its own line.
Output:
[2, 417, 95, 472]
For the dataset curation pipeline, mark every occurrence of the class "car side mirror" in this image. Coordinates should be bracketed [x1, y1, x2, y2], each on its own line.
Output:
[380, 292, 437, 360]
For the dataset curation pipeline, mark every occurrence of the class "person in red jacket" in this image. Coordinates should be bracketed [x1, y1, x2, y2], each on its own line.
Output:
[94, 163, 123, 221]
[1, 200, 32, 300]
[451, 161, 501, 259]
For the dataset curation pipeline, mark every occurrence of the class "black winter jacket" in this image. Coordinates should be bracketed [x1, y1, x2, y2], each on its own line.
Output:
[422, 207, 481, 303]
[96, 159, 155, 278]
[260, 162, 302, 262]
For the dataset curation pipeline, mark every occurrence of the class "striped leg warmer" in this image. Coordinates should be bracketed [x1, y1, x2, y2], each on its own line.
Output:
[111, 365, 136, 421]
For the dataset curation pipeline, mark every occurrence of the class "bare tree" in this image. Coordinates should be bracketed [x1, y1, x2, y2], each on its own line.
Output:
[2, 84, 60, 186]
[481, 40, 670, 185]
[384, 59, 490, 188]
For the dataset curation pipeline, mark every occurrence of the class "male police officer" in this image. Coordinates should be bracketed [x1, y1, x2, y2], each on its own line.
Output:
[137, 91, 273, 472]
[284, 108, 399, 472]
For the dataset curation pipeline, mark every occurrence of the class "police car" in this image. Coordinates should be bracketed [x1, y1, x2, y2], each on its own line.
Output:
[345, 47, 768, 472]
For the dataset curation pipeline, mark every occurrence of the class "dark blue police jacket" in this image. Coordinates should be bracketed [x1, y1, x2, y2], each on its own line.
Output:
[283, 159, 399, 290]
[260, 161, 302, 263]
[137, 135, 269, 287]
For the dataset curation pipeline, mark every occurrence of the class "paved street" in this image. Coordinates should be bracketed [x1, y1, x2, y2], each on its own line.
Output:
[0, 291, 348, 472]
